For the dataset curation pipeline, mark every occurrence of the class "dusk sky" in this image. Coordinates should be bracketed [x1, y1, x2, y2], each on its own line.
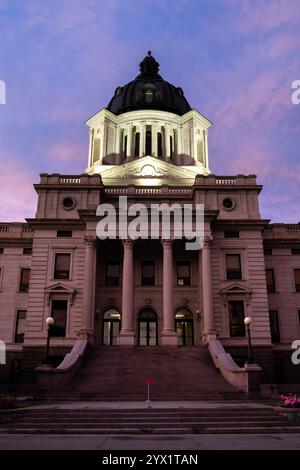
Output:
[0, 0, 299, 223]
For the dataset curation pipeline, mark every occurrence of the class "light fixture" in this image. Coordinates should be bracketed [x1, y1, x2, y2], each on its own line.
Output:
[46, 317, 54, 326]
[244, 316, 252, 326]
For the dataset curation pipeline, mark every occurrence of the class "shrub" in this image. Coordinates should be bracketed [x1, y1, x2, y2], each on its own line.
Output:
[279, 394, 300, 408]
[0, 395, 18, 409]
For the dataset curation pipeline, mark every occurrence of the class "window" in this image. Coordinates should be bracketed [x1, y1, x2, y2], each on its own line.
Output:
[266, 269, 276, 293]
[264, 248, 272, 256]
[23, 247, 32, 255]
[269, 310, 280, 344]
[294, 269, 300, 292]
[224, 231, 239, 238]
[51, 300, 67, 337]
[157, 132, 162, 157]
[54, 253, 70, 280]
[292, 249, 300, 255]
[223, 198, 234, 210]
[124, 135, 128, 158]
[145, 89, 153, 103]
[141, 261, 155, 286]
[170, 136, 173, 158]
[106, 262, 120, 286]
[225, 254, 242, 280]
[0, 248, 3, 254]
[146, 130, 152, 155]
[134, 132, 140, 157]
[57, 230, 72, 238]
[228, 300, 245, 337]
[19, 268, 30, 292]
[62, 197, 75, 210]
[177, 262, 191, 286]
[15, 310, 26, 343]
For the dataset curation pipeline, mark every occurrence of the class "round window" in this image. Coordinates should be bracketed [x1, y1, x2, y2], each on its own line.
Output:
[222, 198, 235, 210]
[62, 197, 76, 210]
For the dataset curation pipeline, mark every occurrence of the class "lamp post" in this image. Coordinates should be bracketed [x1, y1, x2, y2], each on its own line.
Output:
[244, 316, 253, 365]
[45, 317, 54, 364]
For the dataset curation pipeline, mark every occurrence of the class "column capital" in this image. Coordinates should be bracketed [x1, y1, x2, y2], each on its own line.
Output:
[122, 239, 134, 249]
[161, 239, 173, 249]
[84, 235, 97, 247]
[203, 236, 213, 248]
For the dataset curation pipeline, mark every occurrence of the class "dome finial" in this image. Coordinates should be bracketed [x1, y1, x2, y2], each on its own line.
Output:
[139, 51, 159, 76]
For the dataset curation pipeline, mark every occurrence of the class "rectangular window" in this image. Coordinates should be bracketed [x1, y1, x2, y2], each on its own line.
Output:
[226, 254, 242, 280]
[294, 269, 300, 292]
[106, 262, 120, 286]
[57, 230, 72, 238]
[269, 310, 280, 344]
[291, 249, 300, 255]
[264, 248, 272, 256]
[54, 253, 70, 280]
[177, 261, 191, 286]
[23, 247, 32, 255]
[266, 269, 276, 293]
[19, 268, 30, 292]
[228, 300, 245, 337]
[15, 310, 26, 343]
[224, 231, 239, 238]
[141, 261, 155, 286]
[0, 248, 4, 254]
[51, 300, 67, 337]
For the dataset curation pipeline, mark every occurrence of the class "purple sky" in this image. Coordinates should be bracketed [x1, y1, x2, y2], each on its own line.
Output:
[0, 0, 299, 223]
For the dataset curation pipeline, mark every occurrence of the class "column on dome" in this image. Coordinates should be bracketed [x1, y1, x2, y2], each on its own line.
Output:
[126, 125, 133, 159]
[119, 239, 135, 345]
[151, 123, 158, 157]
[115, 126, 121, 162]
[176, 127, 182, 156]
[139, 122, 146, 157]
[161, 240, 178, 346]
[201, 236, 216, 342]
[80, 236, 97, 342]
[88, 129, 94, 167]
[165, 125, 171, 159]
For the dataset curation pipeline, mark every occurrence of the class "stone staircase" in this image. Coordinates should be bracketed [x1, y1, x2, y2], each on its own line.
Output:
[1, 406, 299, 434]
[53, 346, 246, 401]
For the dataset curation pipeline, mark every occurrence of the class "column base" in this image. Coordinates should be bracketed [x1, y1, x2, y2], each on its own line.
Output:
[78, 329, 95, 345]
[161, 331, 178, 346]
[119, 331, 135, 346]
[201, 329, 217, 345]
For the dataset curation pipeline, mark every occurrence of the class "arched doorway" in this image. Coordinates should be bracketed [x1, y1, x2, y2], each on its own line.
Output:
[175, 309, 194, 346]
[102, 309, 121, 345]
[138, 308, 158, 346]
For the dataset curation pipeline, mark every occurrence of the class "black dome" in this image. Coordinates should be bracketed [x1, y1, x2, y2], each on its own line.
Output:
[107, 51, 191, 116]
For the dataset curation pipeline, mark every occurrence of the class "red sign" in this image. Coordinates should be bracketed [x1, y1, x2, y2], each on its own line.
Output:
[145, 377, 153, 385]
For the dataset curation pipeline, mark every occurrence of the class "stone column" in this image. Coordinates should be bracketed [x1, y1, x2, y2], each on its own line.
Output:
[119, 239, 135, 345]
[80, 236, 97, 342]
[201, 236, 216, 342]
[165, 125, 171, 158]
[152, 124, 158, 157]
[140, 122, 146, 157]
[161, 240, 178, 345]
[126, 126, 132, 159]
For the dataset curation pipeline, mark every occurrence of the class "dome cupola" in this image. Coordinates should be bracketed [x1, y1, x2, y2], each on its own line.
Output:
[107, 51, 191, 116]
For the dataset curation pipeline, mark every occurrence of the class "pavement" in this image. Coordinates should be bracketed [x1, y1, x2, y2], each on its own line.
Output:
[0, 433, 299, 450]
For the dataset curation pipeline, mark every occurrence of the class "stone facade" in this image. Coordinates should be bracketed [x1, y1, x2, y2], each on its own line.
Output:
[0, 53, 299, 389]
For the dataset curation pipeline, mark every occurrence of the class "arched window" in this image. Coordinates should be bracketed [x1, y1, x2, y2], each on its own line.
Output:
[145, 89, 153, 103]
[124, 135, 128, 158]
[134, 132, 140, 157]
[170, 136, 173, 158]
[102, 308, 121, 346]
[157, 132, 162, 157]
[146, 130, 152, 155]
[175, 308, 194, 346]
[138, 308, 158, 346]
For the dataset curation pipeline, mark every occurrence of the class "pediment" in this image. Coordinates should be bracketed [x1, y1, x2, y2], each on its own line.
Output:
[219, 283, 252, 305]
[45, 283, 75, 294]
[45, 283, 76, 305]
[91, 156, 208, 185]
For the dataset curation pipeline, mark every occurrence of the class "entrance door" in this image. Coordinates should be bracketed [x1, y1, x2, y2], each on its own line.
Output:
[138, 308, 158, 346]
[175, 309, 194, 345]
[102, 309, 121, 345]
